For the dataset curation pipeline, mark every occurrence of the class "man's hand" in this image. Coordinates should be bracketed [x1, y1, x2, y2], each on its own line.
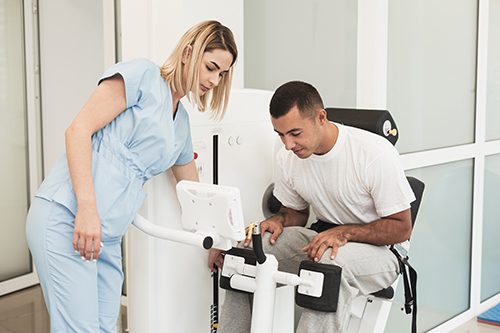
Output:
[208, 248, 224, 272]
[303, 227, 348, 262]
[243, 216, 284, 247]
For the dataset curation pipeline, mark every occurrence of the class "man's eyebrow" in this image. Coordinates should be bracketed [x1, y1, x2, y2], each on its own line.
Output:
[274, 128, 302, 135]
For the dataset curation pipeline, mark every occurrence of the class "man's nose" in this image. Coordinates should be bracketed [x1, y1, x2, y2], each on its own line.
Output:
[283, 136, 295, 150]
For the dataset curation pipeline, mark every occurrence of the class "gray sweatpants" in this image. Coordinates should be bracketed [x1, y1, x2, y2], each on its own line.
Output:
[218, 226, 399, 333]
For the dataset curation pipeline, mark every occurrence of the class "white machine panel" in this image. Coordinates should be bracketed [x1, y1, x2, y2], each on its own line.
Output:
[217, 120, 275, 224]
[127, 89, 276, 333]
[189, 89, 276, 225]
[177, 180, 246, 249]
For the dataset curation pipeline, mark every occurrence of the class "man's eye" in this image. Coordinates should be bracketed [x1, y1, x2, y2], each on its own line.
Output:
[291, 132, 301, 137]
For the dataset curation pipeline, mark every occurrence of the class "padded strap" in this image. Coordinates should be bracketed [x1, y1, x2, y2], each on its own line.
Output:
[390, 246, 417, 333]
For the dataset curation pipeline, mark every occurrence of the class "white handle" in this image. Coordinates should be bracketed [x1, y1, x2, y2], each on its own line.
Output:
[132, 214, 218, 249]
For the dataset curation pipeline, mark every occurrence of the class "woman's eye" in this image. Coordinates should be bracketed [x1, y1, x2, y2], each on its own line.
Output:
[206, 65, 215, 71]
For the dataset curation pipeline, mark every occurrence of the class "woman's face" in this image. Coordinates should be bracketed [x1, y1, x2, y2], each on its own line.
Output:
[198, 49, 233, 95]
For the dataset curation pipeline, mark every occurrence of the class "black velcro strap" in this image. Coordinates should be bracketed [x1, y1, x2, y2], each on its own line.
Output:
[390, 246, 417, 333]
[309, 220, 340, 233]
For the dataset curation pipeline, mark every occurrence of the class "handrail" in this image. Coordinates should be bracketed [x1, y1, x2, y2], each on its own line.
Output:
[132, 214, 217, 249]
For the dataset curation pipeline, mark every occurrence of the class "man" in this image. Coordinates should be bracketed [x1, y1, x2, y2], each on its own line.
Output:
[209, 81, 415, 332]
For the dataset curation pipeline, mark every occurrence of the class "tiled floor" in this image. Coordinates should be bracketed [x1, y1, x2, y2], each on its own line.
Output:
[0, 286, 49, 333]
[0, 286, 127, 333]
[0, 285, 499, 332]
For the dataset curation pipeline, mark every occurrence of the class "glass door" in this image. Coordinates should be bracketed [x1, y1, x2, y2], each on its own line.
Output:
[0, 0, 42, 296]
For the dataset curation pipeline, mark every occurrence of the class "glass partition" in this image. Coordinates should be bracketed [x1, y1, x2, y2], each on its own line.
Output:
[386, 160, 473, 332]
[387, 0, 478, 153]
[486, 0, 500, 141]
[244, 0, 357, 107]
[0, 0, 32, 281]
[481, 154, 500, 301]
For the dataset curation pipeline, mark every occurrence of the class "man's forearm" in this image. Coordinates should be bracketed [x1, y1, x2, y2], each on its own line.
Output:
[276, 206, 309, 228]
[338, 212, 412, 246]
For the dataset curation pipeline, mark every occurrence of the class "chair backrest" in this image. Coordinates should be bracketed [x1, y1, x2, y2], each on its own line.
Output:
[406, 176, 425, 228]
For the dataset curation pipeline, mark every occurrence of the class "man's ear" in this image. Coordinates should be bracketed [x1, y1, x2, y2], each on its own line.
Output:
[182, 45, 193, 64]
[318, 109, 328, 124]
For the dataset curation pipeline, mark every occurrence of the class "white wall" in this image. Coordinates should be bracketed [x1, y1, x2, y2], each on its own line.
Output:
[119, 0, 244, 88]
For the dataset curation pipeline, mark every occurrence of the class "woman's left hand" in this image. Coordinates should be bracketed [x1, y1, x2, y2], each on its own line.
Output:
[72, 203, 102, 261]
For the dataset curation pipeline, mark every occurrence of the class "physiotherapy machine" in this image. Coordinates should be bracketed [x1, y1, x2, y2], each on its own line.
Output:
[126, 90, 424, 333]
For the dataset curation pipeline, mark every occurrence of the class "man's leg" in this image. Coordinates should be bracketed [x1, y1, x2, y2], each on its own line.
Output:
[218, 226, 313, 333]
[296, 242, 399, 333]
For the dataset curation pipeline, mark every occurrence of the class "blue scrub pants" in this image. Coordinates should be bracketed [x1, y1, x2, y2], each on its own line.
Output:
[26, 197, 124, 333]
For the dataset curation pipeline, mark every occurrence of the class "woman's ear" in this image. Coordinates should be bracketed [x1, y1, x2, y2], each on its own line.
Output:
[182, 45, 193, 64]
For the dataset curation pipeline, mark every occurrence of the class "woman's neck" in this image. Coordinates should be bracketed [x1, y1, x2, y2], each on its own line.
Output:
[172, 91, 183, 114]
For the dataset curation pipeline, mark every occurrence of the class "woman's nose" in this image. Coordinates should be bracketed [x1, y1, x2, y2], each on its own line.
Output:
[210, 73, 221, 87]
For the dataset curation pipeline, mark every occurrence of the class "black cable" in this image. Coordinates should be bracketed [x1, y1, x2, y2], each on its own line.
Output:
[210, 134, 219, 332]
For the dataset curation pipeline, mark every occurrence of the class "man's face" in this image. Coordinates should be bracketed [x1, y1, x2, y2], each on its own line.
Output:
[271, 106, 323, 159]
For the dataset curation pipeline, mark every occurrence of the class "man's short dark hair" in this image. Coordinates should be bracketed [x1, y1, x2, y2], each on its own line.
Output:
[269, 81, 324, 119]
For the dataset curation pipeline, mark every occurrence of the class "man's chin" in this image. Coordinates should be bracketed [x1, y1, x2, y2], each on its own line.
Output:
[294, 149, 310, 159]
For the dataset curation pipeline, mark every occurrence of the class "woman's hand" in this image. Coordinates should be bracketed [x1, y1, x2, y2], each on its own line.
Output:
[208, 248, 224, 272]
[72, 204, 102, 261]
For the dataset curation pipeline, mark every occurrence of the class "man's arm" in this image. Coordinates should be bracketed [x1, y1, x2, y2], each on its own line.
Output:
[275, 206, 310, 227]
[304, 208, 412, 262]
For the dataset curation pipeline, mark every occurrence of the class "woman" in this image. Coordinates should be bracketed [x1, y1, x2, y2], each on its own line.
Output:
[26, 20, 237, 332]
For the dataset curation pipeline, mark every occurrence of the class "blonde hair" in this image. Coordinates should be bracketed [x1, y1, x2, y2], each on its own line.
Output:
[160, 21, 237, 119]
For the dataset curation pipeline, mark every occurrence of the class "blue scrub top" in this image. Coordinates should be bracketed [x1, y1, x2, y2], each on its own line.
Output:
[35, 58, 194, 241]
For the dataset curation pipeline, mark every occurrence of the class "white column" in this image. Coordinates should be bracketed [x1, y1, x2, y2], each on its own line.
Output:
[356, 0, 388, 109]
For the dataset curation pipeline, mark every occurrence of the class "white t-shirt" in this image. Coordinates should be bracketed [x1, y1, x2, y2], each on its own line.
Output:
[274, 123, 415, 227]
